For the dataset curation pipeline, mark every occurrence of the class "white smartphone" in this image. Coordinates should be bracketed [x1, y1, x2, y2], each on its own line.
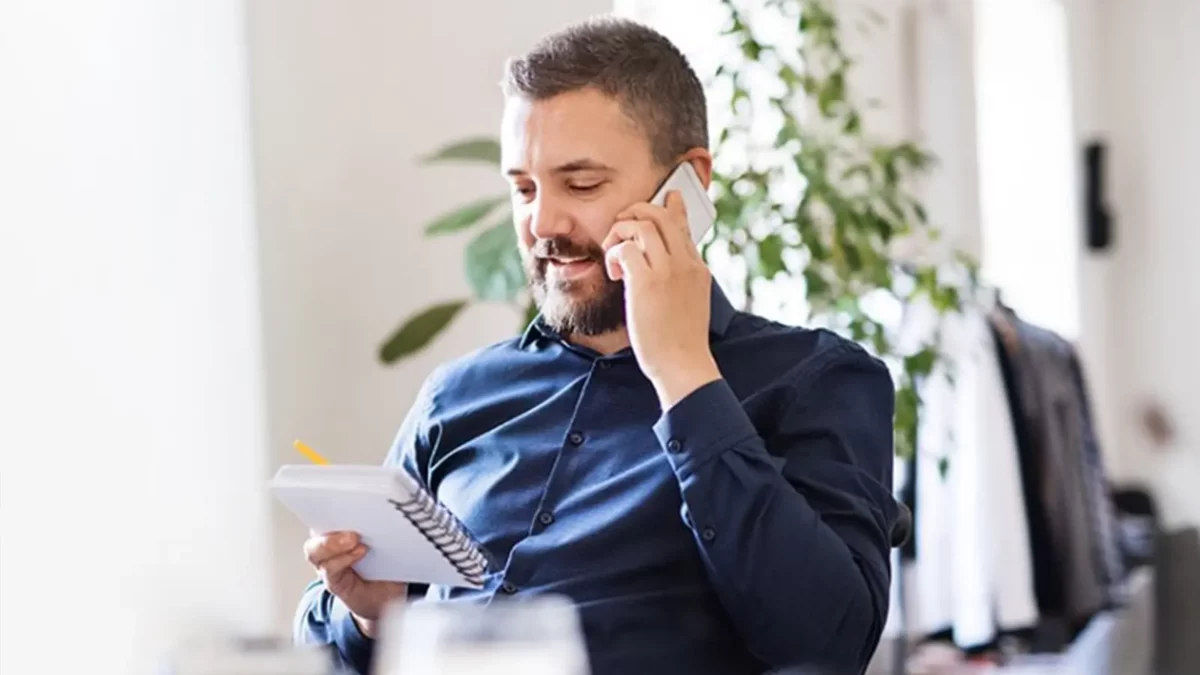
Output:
[650, 162, 716, 243]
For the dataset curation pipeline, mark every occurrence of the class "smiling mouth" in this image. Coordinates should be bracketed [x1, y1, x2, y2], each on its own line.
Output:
[545, 257, 599, 280]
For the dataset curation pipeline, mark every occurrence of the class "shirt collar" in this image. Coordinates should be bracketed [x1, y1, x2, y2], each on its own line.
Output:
[520, 280, 737, 349]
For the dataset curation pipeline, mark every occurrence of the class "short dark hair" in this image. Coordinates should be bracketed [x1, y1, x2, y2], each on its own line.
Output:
[501, 16, 709, 167]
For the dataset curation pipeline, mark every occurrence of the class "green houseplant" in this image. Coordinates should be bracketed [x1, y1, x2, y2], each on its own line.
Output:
[379, 0, 975, 458]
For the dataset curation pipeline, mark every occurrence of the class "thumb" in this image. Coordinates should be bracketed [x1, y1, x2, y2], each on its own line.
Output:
[325, 565, 357, 598]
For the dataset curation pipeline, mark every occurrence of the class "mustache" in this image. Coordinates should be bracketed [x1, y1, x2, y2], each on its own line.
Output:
[529, 236, 605, 262]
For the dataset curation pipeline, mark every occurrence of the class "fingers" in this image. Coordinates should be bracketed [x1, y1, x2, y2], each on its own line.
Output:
[319, 545, 369, 594]
[602, 219, 668, 265]
[663, 190, 701, 258]
[664, 188, 688, 220]
[320, 545, 368, 579]
[615, 191, 697, 259]
[605, 240, 650, 282]
[304, 531, 360, 567]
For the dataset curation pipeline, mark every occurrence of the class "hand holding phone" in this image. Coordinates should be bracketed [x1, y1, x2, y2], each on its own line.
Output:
[602, 163, 722, 411]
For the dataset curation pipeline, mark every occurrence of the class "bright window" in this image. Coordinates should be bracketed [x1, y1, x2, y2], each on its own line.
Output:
[975, 0, 1080, 338]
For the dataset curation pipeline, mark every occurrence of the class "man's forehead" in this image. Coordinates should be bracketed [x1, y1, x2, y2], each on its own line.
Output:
[500, 91, 645, 172]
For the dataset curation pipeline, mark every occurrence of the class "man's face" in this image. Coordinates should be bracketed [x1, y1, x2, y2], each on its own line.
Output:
[501, 87, 665, 336]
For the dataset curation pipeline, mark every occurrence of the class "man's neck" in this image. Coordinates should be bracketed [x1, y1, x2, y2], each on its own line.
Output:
[567, 326, 631, 356]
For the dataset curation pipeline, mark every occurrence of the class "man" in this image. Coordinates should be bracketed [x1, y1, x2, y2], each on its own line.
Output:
[296, 16, 898, 675]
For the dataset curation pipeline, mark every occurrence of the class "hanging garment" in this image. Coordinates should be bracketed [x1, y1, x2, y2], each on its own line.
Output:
[912, 305, 1040, 648]
[1065, 340, 1127, 593]
[988, 319, 1065, 617]
[997, 311, 1119, 625]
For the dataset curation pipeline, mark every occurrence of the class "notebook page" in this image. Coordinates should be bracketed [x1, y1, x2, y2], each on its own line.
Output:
[270, 479, 482, 589]
[272, 464, 408, 491]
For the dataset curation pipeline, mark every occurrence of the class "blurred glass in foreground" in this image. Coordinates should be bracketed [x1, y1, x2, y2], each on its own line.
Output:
[374, 595, 590, 675]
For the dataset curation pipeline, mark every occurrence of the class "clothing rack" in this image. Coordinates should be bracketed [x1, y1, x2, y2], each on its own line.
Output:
[877, 287, 1146, 675]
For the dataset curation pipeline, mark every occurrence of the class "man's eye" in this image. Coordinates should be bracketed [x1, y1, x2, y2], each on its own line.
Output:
[570, 182, 603, 193]
[513, 186, 535, 199]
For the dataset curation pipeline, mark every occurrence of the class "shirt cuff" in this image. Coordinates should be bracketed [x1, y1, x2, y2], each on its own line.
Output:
[652, 378, 759, 475]
[330, 597, 375, 670]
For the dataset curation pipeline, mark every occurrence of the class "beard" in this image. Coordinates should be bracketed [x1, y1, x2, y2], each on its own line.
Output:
[523, 235, 626, 336]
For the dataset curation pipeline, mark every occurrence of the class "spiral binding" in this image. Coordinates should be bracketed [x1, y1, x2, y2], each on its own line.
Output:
[389, 491, 488, 585]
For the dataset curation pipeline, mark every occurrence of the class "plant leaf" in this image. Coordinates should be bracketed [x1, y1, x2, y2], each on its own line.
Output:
[844, 111, 861, 135]
[379, 300, 468, 364]
[465, 220, 526, 302]
[424, 196, 508, 236]
[775, 117, 801, 147]
[757, 234, 787, 278]
[894, 382, 919, 458]
[818, 71, 846, 117]
[913, 201, 929, 224]
[779, 63, 800, 87]
[871, 326, 891, 355]
[741, 38, 763, 60]
[803, 267, 830, 297]
[423, 137, 501, 165]
[932, 284, 961, 313]
[904, 346, 938, 378]
[732, 86, 751, 108]
[915, 267, 939, 296]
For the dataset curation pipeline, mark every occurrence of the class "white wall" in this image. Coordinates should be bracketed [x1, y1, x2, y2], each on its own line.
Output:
[975, 0, 1081, 339]
[908, 0, 984, 263]
[1086, 0, 1200, 529]
[0, 1, 273, 673]
[244, 0, 614, 629]
[1060, 0, 1122, 489]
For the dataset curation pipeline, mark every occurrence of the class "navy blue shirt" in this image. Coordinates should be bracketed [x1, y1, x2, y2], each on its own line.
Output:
[296, 285, 898, 674]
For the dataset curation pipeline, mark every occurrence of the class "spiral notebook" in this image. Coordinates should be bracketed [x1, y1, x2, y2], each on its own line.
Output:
[270, 464, 488, 588]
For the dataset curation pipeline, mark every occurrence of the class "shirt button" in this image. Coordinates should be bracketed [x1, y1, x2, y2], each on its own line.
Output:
[568, 431, 584, 446]
[537, 511, 554, 526]
[702, 527, 717, 542]
[597, 360, 611, 369]
[667, 438, 682, 453]
[500, 581, 518, 594]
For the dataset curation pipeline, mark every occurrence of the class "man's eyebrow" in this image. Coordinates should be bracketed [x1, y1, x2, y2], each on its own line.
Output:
[504, 159, 615, 177]
[553, 159, 615, 173]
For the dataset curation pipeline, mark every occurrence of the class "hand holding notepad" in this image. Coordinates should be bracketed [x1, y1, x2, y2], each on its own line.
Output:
[271, 441, 489, 589]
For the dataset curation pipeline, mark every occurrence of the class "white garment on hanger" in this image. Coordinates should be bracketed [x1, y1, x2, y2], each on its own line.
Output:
[912, 305, 1039, 648]
[881, 457, 911, 641]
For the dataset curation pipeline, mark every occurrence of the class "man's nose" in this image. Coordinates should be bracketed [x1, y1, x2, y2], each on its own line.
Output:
[529, 195, 572, 240]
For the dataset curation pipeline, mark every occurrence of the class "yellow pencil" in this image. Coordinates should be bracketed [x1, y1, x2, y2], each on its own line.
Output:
[293, 439, 330, 465]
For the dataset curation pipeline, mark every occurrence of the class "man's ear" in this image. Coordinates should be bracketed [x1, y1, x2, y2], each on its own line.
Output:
[680, 148, 714, 189]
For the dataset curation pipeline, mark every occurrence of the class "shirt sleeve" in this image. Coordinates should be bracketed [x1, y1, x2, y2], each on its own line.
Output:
[293, 580, 375, 674]
[652, 342, 897, 674]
